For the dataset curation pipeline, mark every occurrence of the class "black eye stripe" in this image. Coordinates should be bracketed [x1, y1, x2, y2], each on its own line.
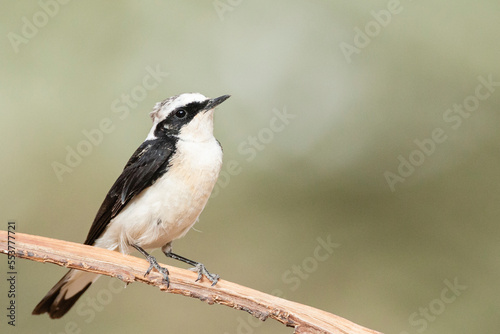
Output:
[154, 100, 210, 137]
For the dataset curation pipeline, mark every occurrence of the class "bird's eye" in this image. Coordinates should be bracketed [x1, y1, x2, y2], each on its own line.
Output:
[175, 109, 187, 118]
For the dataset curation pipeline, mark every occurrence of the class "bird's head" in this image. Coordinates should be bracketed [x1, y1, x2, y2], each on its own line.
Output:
[147, 93, 230, 142]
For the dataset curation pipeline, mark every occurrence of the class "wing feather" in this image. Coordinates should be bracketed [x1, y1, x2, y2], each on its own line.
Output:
[83, 138, 176, 245]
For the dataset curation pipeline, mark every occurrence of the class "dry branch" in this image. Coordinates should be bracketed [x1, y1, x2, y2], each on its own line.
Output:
[0, 230, 382, 334]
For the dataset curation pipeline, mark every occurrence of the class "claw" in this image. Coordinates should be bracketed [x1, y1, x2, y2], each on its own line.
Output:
[163, 250, 220, 286]
[190, 263, 219, 286]
[144, 254, 170, 287]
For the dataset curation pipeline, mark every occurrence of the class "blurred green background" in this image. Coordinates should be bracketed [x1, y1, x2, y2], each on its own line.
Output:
[1, 1, 499, 333]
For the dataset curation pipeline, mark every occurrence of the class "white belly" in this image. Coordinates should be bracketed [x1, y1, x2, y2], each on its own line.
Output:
[94, 138, 222, 253]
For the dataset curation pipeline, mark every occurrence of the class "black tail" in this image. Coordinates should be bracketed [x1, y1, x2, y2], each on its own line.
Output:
[32, 269, 96, 319]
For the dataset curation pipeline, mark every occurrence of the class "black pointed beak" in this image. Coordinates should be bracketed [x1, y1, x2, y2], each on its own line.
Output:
[205, 95, 230, 110]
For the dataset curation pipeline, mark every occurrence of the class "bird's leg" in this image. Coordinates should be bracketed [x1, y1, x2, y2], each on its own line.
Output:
[161, 242, 220, 286]
[132, 244, 170, 287]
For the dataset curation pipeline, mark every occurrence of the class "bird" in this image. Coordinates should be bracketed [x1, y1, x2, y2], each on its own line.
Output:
[32, 92, 230, 319]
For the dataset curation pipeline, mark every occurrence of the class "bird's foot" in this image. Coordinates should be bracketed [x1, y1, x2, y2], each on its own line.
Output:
[189, 263, 220, 286]
[144, 254, 170, 287]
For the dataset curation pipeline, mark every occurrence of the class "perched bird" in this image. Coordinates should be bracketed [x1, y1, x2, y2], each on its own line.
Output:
[33, 93, 230, 319]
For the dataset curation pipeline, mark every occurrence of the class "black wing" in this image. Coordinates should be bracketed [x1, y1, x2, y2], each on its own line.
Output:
[84, 138, 176, 245]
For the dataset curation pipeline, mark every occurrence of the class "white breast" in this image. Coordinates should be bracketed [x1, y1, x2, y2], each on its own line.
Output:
[95, 138, 223, 253]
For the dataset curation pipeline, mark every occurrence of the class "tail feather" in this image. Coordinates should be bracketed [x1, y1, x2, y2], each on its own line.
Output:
[32, 269, 98, 319]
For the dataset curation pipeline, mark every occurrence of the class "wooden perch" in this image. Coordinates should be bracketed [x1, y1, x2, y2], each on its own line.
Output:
[0, 230, 382, 334]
